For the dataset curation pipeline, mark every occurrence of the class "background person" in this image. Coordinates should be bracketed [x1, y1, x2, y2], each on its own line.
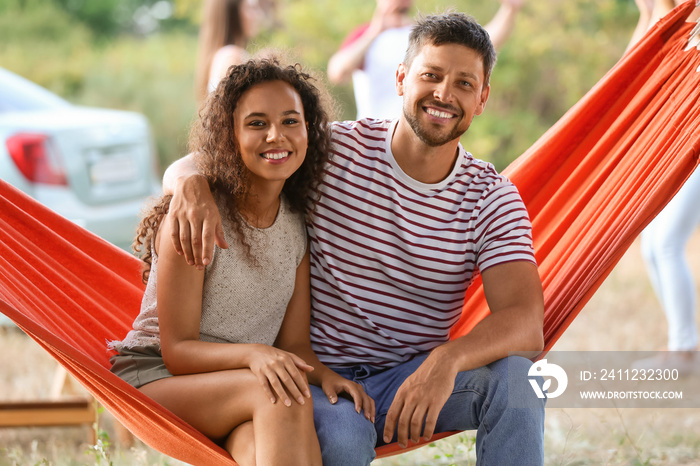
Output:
[326, 0, 525, 120]
[629, 0, 700, 374]
[194, 0, 265, 103]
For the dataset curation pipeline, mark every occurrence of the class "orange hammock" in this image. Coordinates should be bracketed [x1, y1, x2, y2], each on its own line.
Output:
[1, 3, 699, 464]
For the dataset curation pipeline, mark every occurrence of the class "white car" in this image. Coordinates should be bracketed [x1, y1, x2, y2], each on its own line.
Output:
[0, 66, 161, 252]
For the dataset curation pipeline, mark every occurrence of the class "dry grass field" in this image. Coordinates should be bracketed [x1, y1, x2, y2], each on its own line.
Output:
[2, 233, 700, 465]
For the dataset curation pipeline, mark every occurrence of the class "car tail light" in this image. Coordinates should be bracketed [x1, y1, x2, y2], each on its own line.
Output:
[6, 133, 67, 185]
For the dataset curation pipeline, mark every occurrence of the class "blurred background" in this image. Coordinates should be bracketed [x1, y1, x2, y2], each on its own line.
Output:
[1, 0, 639, 176]
[6, 1, 698, 465]
[0, 0, 640, 257]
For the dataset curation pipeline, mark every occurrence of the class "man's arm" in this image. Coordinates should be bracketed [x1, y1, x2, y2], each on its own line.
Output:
[162, 155, 228, 269]
[382, 260, 544, 448]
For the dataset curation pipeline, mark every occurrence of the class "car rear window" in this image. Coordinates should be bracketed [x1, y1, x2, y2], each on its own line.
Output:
[0, 68, 71, 113]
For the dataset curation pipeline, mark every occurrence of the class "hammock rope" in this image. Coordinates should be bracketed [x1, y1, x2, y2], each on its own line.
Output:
[1, 2, 699, 464]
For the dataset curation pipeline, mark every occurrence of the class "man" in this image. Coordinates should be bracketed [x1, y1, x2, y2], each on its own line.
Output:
[164, 13, 545, 465]
[326, 0, 525, 120]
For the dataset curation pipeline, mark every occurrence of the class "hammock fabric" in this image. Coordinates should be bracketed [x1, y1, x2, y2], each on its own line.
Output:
[1, 3, 699, 464]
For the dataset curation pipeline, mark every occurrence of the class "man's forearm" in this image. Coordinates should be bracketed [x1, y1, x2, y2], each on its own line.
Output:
[162, 153, 199, 195]
[431, 305, 544, 375]
[436, 260, 545, 371]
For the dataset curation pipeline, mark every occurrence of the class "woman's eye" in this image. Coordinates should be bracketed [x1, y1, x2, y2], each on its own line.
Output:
[248, 120, 265, 127]
[284, 118, 300, 125]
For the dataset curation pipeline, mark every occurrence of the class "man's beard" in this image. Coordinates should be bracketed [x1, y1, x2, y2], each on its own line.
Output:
[402, 100, 467, 147]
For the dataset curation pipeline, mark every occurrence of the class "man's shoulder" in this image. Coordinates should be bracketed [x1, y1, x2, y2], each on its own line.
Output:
[331, 118, 393, 137]
[452, 150, 523, 206]
[458, 149, 511, 184]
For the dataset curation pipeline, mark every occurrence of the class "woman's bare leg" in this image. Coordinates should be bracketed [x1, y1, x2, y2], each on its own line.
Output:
[226, 421, 255, 466]
[252, 389, 320, 466]
[139, 368, 321, 465]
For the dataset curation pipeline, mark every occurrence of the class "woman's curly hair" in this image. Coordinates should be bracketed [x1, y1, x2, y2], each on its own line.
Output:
[133, 57, 333, 283]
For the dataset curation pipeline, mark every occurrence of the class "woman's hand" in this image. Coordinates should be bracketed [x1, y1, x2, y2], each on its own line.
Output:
[247, 345, 314, 407]
[321, 371, 375, 422]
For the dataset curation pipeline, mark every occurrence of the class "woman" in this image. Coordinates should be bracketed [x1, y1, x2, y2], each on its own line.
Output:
[195, 0, 264, 102]
[109, 59, 373, 465]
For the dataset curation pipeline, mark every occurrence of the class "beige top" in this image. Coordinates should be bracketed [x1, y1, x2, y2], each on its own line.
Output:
[111, 195, 307, 352]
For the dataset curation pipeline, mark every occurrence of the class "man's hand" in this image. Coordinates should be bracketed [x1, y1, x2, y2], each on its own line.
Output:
[168, 174, 228, 268]
[383, 352, 456, 448]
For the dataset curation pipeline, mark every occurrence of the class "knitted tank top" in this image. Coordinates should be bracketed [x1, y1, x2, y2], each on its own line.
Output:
[110, 195, 307, 351]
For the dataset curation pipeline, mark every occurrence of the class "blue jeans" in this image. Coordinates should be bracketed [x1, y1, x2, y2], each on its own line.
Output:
[311, 354, 545, 466]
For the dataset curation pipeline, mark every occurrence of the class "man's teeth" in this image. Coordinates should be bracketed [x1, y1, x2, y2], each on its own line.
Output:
[426, 108, 453, 119]
[262, 151, 289, 160]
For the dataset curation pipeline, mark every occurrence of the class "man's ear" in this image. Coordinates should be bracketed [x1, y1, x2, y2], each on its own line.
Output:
[396, 63, 407, 96]
[475, 84, 490, 116]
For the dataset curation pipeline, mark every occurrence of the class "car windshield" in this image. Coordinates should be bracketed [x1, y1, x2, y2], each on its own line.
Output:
[0, 67, 71, 113]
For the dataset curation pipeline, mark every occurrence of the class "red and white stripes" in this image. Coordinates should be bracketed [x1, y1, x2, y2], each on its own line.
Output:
[309, 119, 535, 368]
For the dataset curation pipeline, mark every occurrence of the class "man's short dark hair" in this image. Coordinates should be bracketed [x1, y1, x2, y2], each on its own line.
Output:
[404, 12, 497, 86]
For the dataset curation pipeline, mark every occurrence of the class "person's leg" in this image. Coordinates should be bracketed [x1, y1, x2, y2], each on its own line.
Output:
[443, 356, 545, 465]
[225, 421, 255, 465]
[365, 354, 545, 465]
[641, 168, 700, 351]
[140, 368, 321, 466]
[309, 384, 377, 466]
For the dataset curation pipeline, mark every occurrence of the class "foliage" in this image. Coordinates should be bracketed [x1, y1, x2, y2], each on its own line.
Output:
[0, 1, 198, 170]
[0, 0, 643, 173]
[468, 0, 639, 169]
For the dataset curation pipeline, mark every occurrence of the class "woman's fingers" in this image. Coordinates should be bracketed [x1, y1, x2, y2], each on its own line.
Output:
[323, 378, 376, 422]
[255, 372, 278, 404]
[286, 362, 312, 400]
[251, 349, 314, 406]
[291, 353, 315, 373]
[347, 384, 376, 422]
[365, 391, 376, 422]
[276, 363, 308, 405]
[264, 368, 293, 407]
[262, 356, 311, 406]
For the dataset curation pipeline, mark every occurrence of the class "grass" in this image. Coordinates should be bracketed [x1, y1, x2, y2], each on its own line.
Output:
[2, 234, 700, 465]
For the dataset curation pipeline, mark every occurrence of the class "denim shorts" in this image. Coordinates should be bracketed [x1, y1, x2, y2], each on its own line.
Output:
[109, 345, 173, 389]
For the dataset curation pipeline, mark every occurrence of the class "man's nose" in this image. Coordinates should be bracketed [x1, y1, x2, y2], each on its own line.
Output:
[434, 82, 453, 103]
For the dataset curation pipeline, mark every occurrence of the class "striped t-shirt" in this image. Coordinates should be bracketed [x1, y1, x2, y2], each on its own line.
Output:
[309, 118, 535, 369]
